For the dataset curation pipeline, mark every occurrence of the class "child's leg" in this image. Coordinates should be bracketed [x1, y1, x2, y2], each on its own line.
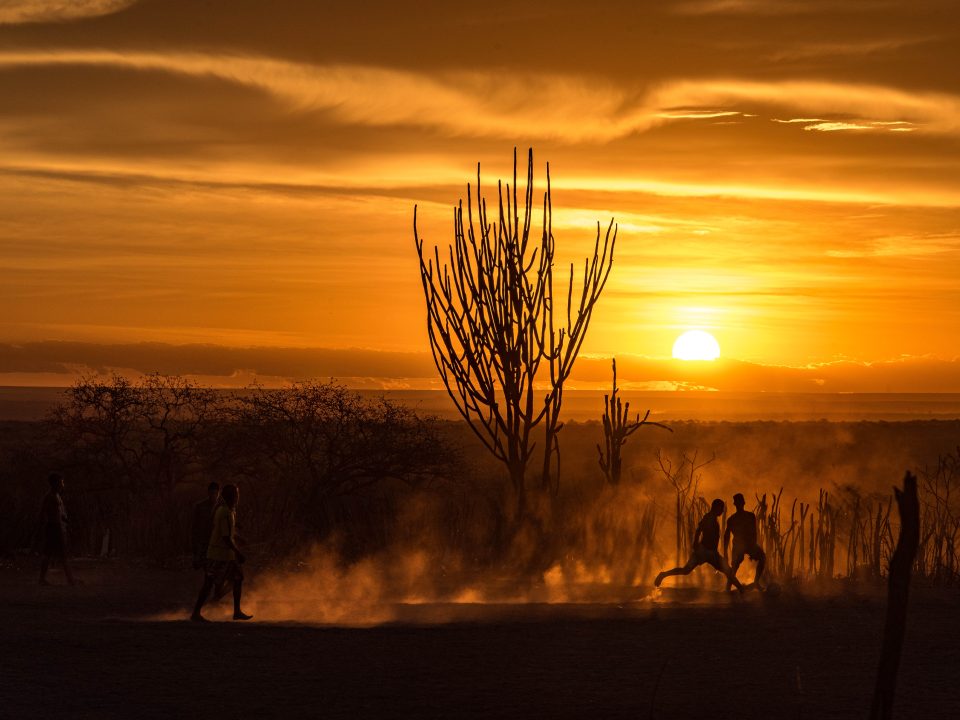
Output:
[714, 555, 744, 592]
[655, 558, 699, 586]
[726, 550, 745, 590]
[751, 547, 767, 586]
[232, 566, 251, 620]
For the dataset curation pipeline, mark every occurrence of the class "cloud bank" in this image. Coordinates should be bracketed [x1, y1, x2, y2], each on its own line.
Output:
[2, 342, 959, 394]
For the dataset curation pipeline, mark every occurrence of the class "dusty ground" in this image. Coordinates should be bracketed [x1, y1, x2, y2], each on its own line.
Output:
[1, 559, 958, 719]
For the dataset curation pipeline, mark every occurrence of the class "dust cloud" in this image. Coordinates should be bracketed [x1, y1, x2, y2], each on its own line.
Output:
[166, 420, 958, 625]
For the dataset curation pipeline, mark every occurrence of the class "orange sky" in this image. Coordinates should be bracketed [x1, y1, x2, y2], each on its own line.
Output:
[1, 1, 959, 390]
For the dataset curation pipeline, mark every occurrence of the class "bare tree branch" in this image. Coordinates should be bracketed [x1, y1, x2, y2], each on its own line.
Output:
[414, 148, 616, 519]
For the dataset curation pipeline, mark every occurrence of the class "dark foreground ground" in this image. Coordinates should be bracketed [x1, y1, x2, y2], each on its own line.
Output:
[1, 560, 958, 719]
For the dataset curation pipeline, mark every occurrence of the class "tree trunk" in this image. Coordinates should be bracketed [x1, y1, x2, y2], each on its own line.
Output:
[870, 471, 920, 720]
[510, 461, 527, 523]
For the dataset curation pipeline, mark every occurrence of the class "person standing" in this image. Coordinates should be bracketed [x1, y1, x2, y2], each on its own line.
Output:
[39, 472, 78, 586]
[724, 492, 766, 590]
[191, 484, 252, 622]
[191, 482, 220, 569]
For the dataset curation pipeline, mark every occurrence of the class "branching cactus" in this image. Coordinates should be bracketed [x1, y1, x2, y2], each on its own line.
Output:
[414, 148, 616, 522]
[596, 358, 669, 484]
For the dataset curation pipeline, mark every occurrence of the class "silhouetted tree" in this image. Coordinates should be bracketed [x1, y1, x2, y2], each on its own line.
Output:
[414, 148, 615, 521]
[51, 373, 217, 500]
[48, 374, 219, 557]
[226, 381, 455, 546]
[596, 358, 670, 484]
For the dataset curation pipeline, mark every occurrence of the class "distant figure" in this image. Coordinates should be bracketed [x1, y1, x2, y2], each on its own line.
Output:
[191, 484, 252, 622]
[192, 482, 220, 569]
[724, 492, 766, 590]
[654, 498, 743, 592]
[38, 472, 78, 586]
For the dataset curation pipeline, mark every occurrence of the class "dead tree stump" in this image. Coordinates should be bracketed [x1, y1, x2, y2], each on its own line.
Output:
[869, 471, 920, 720]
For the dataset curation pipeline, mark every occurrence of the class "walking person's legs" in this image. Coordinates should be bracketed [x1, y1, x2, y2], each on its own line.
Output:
[191, 565, 217, 622]
[39, 528, 77, 585]
[231, 564, 251, 620]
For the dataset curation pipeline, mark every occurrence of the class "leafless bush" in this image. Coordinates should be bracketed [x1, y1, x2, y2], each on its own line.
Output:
[597, 358, 669, 485]
[223, 381, 457, 555]
[47, 374, 219, 558]
[916, 450, 960, 584]
[657, 449, 712, 567]
[834, 487, 893, 580]
[51, 373, 218, 499]
[739, 462, 958, 587]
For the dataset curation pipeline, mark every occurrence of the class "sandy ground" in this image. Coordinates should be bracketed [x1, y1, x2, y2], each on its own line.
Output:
[1, 559, 958, 719]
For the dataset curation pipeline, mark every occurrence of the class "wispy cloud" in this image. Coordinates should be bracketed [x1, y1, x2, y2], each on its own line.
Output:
[804, 121, 915, 132]
[654, 80, 960, 134]
[656, 110, 742, 120]
[825, 234, 960, 258]
[0, 50, 957, 144]
[3, 153, 958, 209]
[552, 175, 960, 208]
[774, 117, 917, 132]
[0, 50, 657, 142]
[767, 36, 937, 61]
[672, 0, 890, 16]
[0, 0, 137, 24]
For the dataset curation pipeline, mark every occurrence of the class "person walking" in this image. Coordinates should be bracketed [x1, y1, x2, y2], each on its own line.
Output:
[39, 472, 79, 586]
[191, 484, 252, 622]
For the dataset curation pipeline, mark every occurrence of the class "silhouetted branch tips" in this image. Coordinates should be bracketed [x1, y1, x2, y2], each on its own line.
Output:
[597, 358, 670, 485]
[414, 148, 616, 521]
[870, 471, 920, 720]
[658, 447, 711, 566]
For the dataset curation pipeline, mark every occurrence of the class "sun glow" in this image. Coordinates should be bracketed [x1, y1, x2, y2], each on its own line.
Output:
[672, 330, 721, 361]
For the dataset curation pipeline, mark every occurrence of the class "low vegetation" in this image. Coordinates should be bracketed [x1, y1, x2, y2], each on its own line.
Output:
[0, 374, 957, 588]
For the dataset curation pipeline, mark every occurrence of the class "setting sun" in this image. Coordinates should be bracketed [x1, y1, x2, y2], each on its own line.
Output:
[672, 330, 721, 361]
